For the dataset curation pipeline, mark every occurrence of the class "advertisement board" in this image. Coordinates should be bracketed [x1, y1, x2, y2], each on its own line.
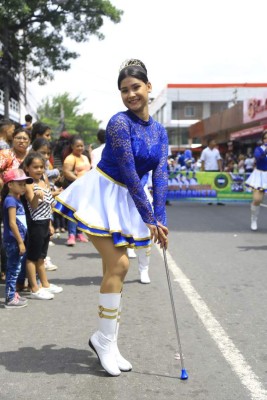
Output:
[167, 171, 253, 203]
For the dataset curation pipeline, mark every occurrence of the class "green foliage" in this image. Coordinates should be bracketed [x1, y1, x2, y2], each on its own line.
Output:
[37, 92, 100, 143]
[0, 0, 123, 84]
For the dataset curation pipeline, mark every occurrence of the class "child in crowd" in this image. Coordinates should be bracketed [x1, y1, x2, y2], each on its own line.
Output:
[22, 152, 63, 299]
[31, 138, 61, 270]
[2, 169, 33, 308]
[0, 120, 16, 281]
[32, 138, 60, 189]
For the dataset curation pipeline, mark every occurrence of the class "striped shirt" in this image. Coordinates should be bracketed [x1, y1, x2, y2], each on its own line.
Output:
[27, 183, 55, 221]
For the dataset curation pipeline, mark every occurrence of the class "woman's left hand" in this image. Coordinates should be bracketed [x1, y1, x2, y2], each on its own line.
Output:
[146, 222, 168, 249]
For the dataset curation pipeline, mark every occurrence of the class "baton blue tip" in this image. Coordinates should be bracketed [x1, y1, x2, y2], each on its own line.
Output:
[180, 369, 188, 380]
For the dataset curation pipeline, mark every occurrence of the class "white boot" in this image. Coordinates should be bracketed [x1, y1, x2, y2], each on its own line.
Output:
[89, 293, 121, 376]
[251, 204, 259, 231]
[127, 248, 137, 259]
[114, 294, 132, 372]
[138, 247, 151, 284]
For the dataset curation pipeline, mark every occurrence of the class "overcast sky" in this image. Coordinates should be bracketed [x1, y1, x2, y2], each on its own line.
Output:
[29, 0, 267, 128]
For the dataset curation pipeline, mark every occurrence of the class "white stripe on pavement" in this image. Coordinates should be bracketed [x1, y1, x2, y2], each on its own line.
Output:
[156, 247, 267, 400]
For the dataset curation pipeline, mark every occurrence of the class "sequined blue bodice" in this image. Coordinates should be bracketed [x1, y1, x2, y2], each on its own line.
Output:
[97, 110, 168, 225]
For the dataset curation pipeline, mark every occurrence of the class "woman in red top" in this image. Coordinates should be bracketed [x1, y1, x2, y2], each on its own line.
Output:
[0, 128, 31, 178]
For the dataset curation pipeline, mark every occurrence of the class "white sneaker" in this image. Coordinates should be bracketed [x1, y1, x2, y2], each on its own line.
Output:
[251, 218, 258, 231]
[140, 270, 151, 284]
[42, 284, 63, 294]
[30, 289, 54, 300]
[49, 241, 55, 246]
[45, 257, 58, 271]
[127, 248, 137, 259]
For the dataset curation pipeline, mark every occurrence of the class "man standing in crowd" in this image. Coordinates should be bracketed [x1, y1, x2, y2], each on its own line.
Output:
[200, 137, 223, 205]
[200, 137, 223, 172]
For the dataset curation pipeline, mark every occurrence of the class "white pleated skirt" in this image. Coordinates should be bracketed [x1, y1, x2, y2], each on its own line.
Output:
[245, 169, 267, 191]
[53, 167, 151, 248]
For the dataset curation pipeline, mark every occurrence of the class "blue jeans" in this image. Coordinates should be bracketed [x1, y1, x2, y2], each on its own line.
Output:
[68, 220, 77, 236]
[4, 241, 25, 301]
[17, 254, 27, 286]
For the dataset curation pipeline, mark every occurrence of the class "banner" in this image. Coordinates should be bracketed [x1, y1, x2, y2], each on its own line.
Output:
[167, 171, 253, 202]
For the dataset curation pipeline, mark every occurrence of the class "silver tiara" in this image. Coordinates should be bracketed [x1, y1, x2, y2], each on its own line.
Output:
[119, 59, 145, 73]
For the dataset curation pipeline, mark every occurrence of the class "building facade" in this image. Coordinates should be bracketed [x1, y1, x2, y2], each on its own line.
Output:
[0, 88, 20, 122]
[149, 83, 267, 153]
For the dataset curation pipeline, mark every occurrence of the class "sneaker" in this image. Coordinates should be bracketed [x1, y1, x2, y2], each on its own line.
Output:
[42, 284, 63, 294]
[5, 294, 28, 309]
[60, 228, 66, 233]
[15, 292, 28, 303]
[49, 241, 55, 246]
[140, 270, 151, 284]
[30, 289, 54, 300]
[76, 233, 88, 243]
[66, 234, 76, 246]
[127, 248, 137, 259]
[44, 257, 58, 271]
[251, 218, 258, 231]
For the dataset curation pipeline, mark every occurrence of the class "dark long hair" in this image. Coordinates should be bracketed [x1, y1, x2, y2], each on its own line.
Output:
[22, 152, 46, 176]
[31, 122, 51, 142]
[32, 138, 51, 152]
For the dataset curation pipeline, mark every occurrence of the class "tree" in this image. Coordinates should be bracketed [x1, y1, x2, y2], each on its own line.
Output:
[0, 0, 123, 117]
[37, 92, 100, 143]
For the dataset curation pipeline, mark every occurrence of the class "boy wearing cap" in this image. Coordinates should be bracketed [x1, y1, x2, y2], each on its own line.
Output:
[2, 169, 33, 308]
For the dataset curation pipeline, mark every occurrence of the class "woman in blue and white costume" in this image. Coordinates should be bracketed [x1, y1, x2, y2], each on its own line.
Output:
[54, 59, 168, 376]
[246, 129, 267, 231]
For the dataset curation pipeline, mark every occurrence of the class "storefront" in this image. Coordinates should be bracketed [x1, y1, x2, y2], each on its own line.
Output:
[189, 92, 267, 155]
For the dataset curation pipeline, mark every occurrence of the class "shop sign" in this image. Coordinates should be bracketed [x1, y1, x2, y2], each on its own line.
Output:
[243, 96, 267, 123]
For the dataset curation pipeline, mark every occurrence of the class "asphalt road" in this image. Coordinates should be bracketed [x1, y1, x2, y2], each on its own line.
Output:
[0, 202, 267, 400]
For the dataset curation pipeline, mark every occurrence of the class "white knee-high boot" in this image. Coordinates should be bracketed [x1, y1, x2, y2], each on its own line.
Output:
[251, 204, 260, 231]
[114, 294, 132, 372]
[89, 293, 121, 376]
[127, 247, 137, 258]
[138, 247, 151, 284]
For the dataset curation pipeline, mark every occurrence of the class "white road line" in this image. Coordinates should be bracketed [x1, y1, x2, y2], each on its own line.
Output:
[156, 247, 267, 400]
